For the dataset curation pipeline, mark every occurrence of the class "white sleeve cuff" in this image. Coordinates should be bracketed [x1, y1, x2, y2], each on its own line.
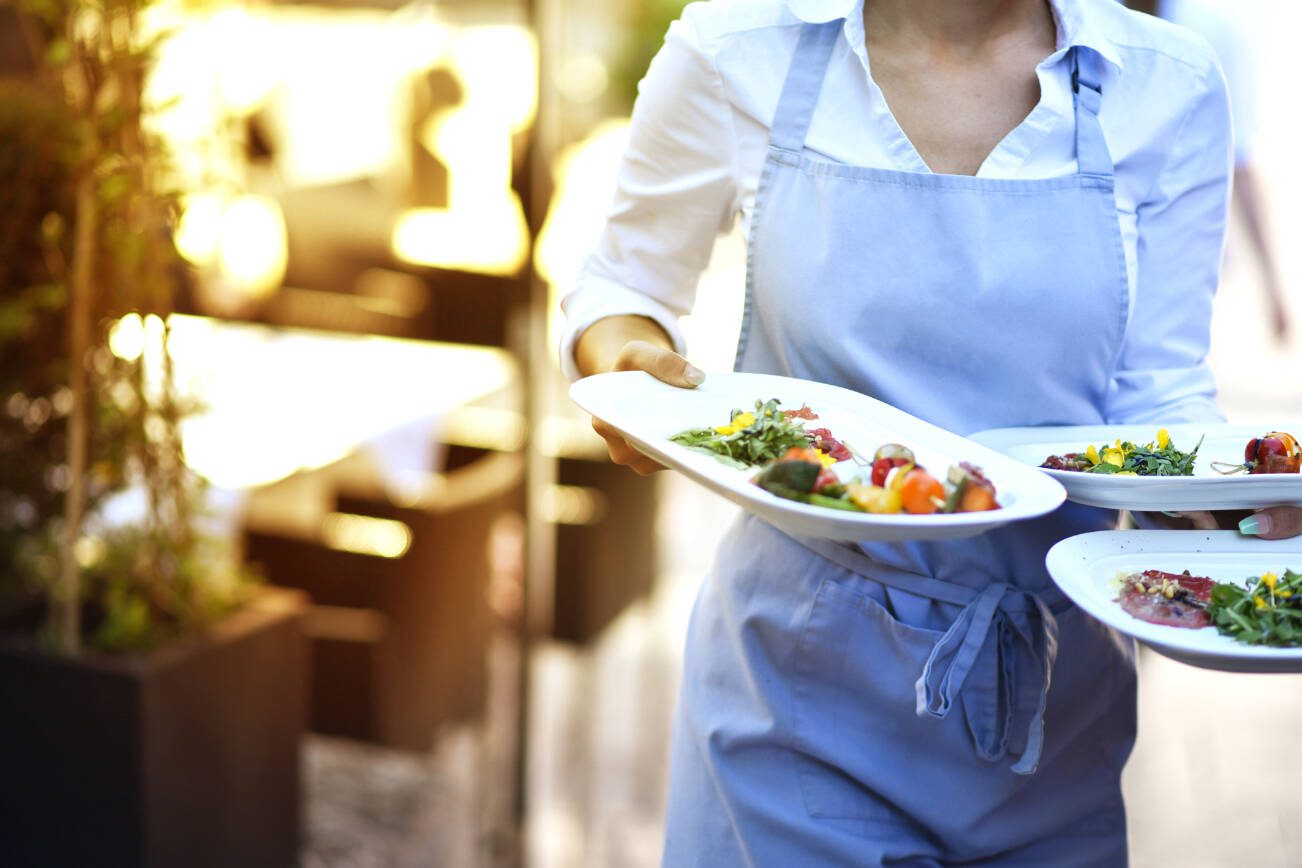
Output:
[557, 274, 690, 382]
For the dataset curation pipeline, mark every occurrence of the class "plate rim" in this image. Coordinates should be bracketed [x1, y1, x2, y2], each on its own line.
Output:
[971, 422, 1302, 510]
[1045, 529, 1302, 669]
[571, 370, 1067, 540]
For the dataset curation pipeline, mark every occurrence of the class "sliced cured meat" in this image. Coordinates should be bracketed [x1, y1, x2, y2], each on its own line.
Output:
[1041, 453, 1091, 472]
[806, 427, 853, 461]
[1116, 570, 1214, 629]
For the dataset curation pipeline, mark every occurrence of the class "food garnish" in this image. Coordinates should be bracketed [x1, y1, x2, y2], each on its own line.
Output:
[897, 468, 945, 515]
[1115, 567, 1302, 647]
[1040, 429, 1201, 476]
[1207, 569, 1302, 646]
[1115, 570, 1214, 629]
[1210, 431, 1301, 476]
[753, 447, 858, 511]
[946, 462, 1000, 513]
[669, 399, 1001, 515]
[807, 428, 853, 462]
[670, 399, 813, 469]
[757, 445, 988, 515]
[870, 443, 915, 487]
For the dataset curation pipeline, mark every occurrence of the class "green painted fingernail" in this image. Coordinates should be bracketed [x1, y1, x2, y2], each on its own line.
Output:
[1240, 514, 1264, 535]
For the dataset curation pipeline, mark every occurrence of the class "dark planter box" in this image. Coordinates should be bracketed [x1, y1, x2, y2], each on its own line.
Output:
[0, 587, 309, 868]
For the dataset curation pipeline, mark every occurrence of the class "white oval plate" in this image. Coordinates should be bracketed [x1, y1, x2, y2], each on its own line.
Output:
[570, 371, 1066, 542]
[971, 423, 1302, 511]
[1045, 530, 1302, 673]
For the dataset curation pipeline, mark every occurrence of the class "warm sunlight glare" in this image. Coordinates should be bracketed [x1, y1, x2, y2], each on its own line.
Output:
[217, 195, 288, 299]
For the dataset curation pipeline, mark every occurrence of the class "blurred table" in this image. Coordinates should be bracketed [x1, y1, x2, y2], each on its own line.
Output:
[168, 314, 516, 491]
[161, 315, 523, 749]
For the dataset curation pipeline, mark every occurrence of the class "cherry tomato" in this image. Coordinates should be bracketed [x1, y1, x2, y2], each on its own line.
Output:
[873, 443, 916, 464]
[871, 456, 914, 487]
[1246, 431, 1301, 474]
[899, 468, 944, 515]
[870, 457, 892, 487]
[958, 483, 999, 512]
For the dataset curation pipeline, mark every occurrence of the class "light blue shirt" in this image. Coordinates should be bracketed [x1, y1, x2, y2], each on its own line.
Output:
[561, 0, 1231, 424]
[1158, 0, 1262, 163]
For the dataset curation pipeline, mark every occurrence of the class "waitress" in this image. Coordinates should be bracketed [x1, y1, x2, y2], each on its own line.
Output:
[562, 0, 1301, 863]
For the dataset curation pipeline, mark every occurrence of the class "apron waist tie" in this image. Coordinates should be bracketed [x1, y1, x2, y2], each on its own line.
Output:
[791, 533, 1063, 776]
[916, 582, 1059, 775]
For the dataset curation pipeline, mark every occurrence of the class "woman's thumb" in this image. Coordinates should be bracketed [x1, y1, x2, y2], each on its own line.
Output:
[1243, 507, 1302, 540]
[615, 341, 705, 388]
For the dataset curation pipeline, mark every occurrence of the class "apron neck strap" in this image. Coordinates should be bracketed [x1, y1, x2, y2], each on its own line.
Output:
[769, 21, 841, 153]
[1071, 47, 1112, 178]
[771, 26, 1116, 180]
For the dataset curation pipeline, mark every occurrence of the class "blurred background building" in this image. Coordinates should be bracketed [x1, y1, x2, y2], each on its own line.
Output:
[0, 0, 1299, 866]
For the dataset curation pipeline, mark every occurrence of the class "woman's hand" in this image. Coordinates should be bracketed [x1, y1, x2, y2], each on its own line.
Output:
[574, 316, 705, 475]
[1239, 507, 1302, 540]
[1145, 507, 1302, 539]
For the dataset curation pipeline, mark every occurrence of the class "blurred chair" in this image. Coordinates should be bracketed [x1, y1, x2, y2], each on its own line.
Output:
[552, 454, 658, 643]
[244, 445, 523, 750]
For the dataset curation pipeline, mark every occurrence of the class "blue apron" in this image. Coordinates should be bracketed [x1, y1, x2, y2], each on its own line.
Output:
[663, 21, 1137, 866]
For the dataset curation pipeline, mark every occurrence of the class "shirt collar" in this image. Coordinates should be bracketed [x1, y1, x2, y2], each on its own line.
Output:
[785, 0, 856, 24]
[784, 0, 1125, 71]
[1049, 0, 1125, 71]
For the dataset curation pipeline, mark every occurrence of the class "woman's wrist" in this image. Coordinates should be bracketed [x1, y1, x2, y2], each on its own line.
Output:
[574, 315, 677, 377]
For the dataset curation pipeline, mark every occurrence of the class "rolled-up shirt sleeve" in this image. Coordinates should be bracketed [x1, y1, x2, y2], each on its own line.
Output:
[557, 6, 740, 380]
[1104, 56, 1232, 425]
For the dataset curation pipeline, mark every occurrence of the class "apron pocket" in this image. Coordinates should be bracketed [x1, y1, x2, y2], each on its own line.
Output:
[790, 569, 951, 826]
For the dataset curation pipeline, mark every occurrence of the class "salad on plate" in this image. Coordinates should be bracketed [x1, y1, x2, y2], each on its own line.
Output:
[670, 398, 1001, 516]
[1116, 567, 1302, 647]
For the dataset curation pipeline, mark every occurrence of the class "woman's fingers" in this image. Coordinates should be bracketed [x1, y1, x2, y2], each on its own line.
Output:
[1179, 510, 1220, 531]
[613, 340, 705, 388]
[592, 416, 665, 475]
[1240, 507, 1302, 540]
[592, 341, 703, 474]
[1146, 510, 1236, 530]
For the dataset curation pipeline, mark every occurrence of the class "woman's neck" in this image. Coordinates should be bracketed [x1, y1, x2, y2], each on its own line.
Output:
[864, 0, 1055, 56]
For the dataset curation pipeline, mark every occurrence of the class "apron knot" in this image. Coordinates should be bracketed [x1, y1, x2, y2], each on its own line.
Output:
[914, 583, 1060, 776]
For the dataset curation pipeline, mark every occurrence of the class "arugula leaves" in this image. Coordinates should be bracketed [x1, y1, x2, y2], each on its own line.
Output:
[670, 399, 810, 468]
[1086, 435, 1203, 476]
[1207, 569, 1302, 646]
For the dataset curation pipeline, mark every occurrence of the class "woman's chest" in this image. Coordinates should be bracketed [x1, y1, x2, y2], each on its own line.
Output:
[720, 51, 1146, 294]
[718, 42, 1151, 214]
[865, 47, 1048, 176]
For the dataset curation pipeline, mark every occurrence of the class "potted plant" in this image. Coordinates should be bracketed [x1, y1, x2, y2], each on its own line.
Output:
[0, 4, 308, 866]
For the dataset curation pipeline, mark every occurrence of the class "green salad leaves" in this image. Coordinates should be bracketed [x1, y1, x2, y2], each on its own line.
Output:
[669, 399, 809, 469]
[1087, 435, 1203, 476]
[1044, 429, 1203, 476]
[1207, 569, 1302, 647]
